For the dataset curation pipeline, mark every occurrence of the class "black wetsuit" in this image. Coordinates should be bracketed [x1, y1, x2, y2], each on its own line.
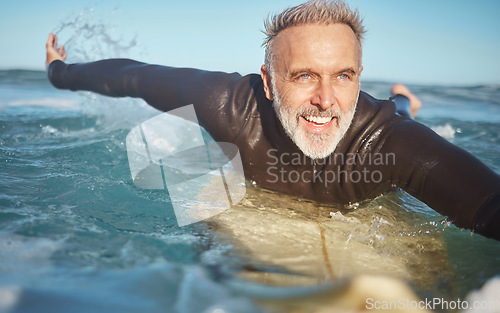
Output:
[48, 59, 500, 240]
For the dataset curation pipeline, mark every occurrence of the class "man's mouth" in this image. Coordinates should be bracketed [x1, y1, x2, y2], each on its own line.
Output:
[301, 115, 335, 126]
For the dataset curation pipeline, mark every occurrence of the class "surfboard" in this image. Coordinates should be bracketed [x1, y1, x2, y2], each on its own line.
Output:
[199, 186, 452, 312]
[207, 186, 450, 286]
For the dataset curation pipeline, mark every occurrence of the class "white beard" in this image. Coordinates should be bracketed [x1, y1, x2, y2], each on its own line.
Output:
[272, 88, 357, 160]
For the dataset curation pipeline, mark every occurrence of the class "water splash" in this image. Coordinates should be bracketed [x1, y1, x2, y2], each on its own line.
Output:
[52, 5, 141, 63]
[49, 5, 157, 131]
[431, 123, 458, 139]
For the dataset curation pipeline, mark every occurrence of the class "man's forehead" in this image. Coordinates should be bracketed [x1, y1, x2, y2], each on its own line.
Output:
[273, 23, 361, 70]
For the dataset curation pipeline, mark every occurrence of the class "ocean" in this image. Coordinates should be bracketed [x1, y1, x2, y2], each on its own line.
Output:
[1, 68, 500, 313]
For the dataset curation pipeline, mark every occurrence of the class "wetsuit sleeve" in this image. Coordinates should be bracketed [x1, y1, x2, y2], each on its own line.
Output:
[390, 94, 412, 118]
[379, 120, 500, 240]
[47, 59, 255, 142]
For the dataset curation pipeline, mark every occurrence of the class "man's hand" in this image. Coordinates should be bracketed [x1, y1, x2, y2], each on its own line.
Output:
[45, 33, 66, 70]
[391, 83, 422, 118]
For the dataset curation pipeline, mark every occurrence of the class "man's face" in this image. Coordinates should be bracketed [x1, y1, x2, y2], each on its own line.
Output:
[261, 23, 362, 159]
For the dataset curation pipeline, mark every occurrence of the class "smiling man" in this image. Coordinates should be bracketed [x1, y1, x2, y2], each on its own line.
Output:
[261, 22, 362, 159]
[45, 0, 500, 240]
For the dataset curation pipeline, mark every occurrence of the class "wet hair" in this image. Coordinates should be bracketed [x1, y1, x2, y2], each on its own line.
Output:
[262, 0, 366, 75]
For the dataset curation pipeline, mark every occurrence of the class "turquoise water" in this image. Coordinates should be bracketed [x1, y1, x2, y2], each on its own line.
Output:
[1, 69, 500, 313]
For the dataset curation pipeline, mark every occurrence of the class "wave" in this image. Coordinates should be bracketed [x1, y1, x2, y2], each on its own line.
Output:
[3, 97, 79, 109]
[0, 69, 49, 86]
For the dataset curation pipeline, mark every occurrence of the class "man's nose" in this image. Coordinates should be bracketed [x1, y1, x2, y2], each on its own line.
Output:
[311, 80, 335, 110]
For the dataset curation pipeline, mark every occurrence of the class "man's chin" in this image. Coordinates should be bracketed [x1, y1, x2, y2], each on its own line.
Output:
[295, 138, 336, 160]
[304, 150, 333, 160]
[292, 127, 343, 159]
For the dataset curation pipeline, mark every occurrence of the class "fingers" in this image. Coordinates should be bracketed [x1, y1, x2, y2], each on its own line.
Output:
[58, 45, 67, 61]
[46, 33, 67, 69]
[46, 33, 54, 49]
[47, 32, 66, 59]
[46, 33, 60, 51]
[391, 83, 409, 96]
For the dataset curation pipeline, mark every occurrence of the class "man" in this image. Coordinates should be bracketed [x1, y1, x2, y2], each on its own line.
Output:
[45, 0, 500, 240]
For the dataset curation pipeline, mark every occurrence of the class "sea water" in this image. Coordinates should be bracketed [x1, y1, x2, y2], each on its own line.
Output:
[2, 17, 500, 313]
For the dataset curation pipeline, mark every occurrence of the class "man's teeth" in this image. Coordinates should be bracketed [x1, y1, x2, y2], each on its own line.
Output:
[303, 115, 332, 124]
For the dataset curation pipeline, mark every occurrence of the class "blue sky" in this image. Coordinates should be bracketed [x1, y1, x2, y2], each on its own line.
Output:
[1, 0, 499, 86]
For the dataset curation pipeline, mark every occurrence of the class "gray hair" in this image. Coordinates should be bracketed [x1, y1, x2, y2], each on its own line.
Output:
[262, 0, 366, 75]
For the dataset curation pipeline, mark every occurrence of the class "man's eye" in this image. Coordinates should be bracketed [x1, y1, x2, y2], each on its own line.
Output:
[298, 74, 311, 80]
[338, 73, 349, 80]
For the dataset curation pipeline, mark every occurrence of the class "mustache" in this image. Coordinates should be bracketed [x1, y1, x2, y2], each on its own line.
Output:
[295, 106, 342, 119]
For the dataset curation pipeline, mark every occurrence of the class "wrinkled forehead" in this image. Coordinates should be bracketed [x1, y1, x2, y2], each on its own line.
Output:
[272, 23, 362, 70]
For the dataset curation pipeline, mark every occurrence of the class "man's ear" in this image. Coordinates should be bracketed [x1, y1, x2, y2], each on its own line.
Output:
[260, 65, 274, 101]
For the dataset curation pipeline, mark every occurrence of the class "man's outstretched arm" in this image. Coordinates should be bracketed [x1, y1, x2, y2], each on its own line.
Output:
[44, 34, 245, 109]
[44, 34, 258, 144]
[378, 117, 500, 241]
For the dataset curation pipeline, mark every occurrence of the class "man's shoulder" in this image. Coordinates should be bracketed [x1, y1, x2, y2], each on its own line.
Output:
[349, 90, 403, 132]
[350, 91, 443, 152]
[357, 90, 397, 116]
[338, 90, 423, 152]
